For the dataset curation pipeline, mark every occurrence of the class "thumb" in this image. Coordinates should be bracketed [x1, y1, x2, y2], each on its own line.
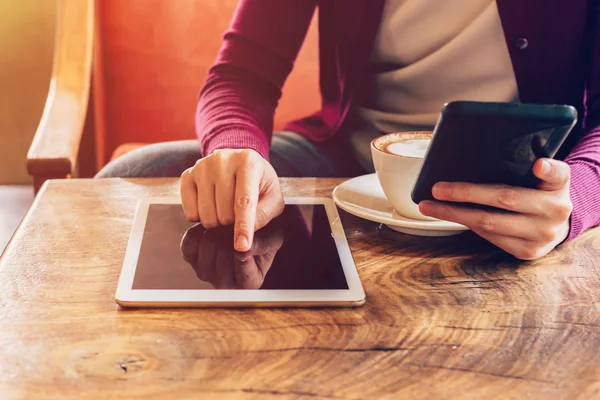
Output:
[533, 158, 570, 191]
[254, 181, 284, 232]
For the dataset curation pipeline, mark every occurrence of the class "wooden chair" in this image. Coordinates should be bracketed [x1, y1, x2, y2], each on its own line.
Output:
[27, 0, 319, 193]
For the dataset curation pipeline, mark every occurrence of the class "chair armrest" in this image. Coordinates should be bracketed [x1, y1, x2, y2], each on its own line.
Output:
[27, 0, 94, 191]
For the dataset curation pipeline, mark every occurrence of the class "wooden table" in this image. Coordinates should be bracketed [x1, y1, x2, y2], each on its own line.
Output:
[1, 178, 599, 399]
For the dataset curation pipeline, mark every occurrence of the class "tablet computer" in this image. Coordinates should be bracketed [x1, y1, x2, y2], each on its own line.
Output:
[115, 197, 365, 308]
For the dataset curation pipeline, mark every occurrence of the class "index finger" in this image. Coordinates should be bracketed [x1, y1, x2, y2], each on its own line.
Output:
[431, 181, 544, 214]
[233, 163, 262, 252]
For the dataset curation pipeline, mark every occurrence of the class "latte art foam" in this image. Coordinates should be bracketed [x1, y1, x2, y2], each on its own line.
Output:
[372, 132, 433, 159]
[385, 138, 430, 158]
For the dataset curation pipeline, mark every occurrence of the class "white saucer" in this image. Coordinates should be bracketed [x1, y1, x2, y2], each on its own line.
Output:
[332, 174, 468, 237]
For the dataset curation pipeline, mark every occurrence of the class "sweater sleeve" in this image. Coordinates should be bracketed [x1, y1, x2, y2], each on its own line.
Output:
[565, 127, 600, 241]
[564, 0, 600, 241]
[196, 0, 317, 160]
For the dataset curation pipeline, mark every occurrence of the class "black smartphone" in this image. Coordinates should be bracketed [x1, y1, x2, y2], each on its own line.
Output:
[411, 101, 577, 204]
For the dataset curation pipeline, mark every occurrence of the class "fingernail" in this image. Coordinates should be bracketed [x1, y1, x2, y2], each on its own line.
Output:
[432, 182, 450, 198]
[540, 160, 551, 175]
[236, 235, 249, 250]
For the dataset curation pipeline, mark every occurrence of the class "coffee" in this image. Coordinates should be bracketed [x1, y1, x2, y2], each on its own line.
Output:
[372, 132, 432, 159]
[371, 131, 436, 221]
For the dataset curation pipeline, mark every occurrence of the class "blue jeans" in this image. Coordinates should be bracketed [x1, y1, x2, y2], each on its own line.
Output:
[96, 131, 367, 178]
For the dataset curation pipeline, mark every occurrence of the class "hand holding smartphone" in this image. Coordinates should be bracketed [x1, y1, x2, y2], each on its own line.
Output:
[411, 101, 577, 204]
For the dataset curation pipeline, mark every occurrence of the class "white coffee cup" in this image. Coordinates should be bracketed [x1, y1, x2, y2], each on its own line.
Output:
[371, 131, 435, 221]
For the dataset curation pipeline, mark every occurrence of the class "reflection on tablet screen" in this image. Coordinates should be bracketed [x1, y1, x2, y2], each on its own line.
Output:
[132, 204, 349, 290]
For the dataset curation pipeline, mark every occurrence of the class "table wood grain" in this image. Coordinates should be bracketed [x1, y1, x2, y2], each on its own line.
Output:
[1, 178, 599, 399]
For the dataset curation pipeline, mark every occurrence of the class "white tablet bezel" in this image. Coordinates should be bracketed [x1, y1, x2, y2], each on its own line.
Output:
[115, 197, 365, 307]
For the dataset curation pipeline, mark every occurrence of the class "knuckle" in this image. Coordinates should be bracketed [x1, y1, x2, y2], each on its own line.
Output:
[515, 246, 543, 261]
[477, 212, 495, 233]
[235, 219, 252, 234]
[186, 214, 199, 222]
[211, 150, 223, 163]
[456, 183, 471, 201]
[192, 163, 205, 179]
[236, 195, 254, 209]
[217, 212, 235, 226]
[554, 201, 573, 220]
[201, 219, 218, 229]
[199, 210, 218, 229]
[498, 187, 519, 208]
[539, 228, 558, 243]
[183, 205, 199, 221]
[181, 168, 192, 180]
[184, 212, 199, 222]
[194, 157, 205, 168]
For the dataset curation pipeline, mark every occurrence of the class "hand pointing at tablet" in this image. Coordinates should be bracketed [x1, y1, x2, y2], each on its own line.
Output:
[180, 149, 285, 252]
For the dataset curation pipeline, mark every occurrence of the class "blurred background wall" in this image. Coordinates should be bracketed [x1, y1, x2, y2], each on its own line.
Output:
[0, 0, 56, 184]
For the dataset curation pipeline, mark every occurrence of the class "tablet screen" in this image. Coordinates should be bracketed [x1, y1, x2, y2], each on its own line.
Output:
[131, 204, 349, 290]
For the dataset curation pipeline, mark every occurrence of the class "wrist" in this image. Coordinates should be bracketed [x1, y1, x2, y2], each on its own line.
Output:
[201, 128, 270, 160]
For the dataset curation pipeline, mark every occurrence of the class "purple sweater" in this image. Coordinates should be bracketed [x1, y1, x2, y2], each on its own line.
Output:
[197, 0, 600, 241]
